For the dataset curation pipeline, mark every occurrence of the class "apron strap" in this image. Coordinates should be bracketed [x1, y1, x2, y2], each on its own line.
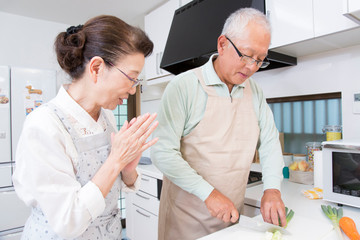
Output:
[46, 102, 81, 141]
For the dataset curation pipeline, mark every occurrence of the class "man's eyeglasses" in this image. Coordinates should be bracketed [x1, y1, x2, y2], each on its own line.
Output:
[225, 36, 270, 69]
[106, 60, 142, 88]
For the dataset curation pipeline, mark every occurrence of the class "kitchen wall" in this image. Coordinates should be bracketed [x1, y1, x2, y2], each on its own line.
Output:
[0, 11, 70, 88]
[253, 44, 360, 140]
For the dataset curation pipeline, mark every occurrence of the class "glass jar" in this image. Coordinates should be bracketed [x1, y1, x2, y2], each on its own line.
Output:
[293, 153, 306, 162]
[305, 142, 322, 167]
[283, 153, 293, 167]
[322, 125, 342, 141]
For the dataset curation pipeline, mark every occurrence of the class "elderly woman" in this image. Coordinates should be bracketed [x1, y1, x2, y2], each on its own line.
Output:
[13, 15, 158, 240]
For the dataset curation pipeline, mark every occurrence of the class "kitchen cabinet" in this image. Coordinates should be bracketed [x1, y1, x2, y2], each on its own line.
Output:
[125, 165, 163, 240]
[267, 0, 359, 49]
[314, 0, 358, 37]
[266, 0, 314, 49]
[343, 0, 360, 24]
[144, 0, 179, 82]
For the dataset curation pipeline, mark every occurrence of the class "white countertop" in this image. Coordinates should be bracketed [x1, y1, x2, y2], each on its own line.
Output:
[137, 164, 163, 180]
[200, 180, 360, 240]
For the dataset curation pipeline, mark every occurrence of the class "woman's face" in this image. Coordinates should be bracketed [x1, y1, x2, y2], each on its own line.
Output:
[96, 52, 145, 110]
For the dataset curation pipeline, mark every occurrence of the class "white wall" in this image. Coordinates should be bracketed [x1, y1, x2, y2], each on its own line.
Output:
[0, 12, 70, 88]
[253, 44, 360, 140]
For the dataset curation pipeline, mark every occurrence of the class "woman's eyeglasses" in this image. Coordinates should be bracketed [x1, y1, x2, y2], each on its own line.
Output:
[106, 60, 142, 88]
[225, 36, 270, 69]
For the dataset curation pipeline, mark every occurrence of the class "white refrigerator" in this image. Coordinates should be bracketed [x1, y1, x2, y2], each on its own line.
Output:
[0, 65, 57, 239]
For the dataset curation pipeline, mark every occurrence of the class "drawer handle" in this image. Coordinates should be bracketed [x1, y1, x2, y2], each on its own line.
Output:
[136, 209, 151, 218]
[136, 193, 150, 200]
[141, 177, 150, 182]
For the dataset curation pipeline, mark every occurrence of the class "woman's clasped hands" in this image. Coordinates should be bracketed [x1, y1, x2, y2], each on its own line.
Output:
[109, 112, 159, 172]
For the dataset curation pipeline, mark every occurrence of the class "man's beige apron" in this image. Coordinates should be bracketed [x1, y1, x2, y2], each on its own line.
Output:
[158, 68, 260, 240]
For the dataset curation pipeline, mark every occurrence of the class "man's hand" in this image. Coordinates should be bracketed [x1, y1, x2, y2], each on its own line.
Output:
[204, 189, 239, 223]
[260, 189, 286, 227]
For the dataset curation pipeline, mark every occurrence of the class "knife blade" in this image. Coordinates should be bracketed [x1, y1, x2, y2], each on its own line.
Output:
[237, 215, 291, 235]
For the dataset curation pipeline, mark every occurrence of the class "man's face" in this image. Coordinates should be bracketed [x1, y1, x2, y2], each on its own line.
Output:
[216, 21, 271, 87]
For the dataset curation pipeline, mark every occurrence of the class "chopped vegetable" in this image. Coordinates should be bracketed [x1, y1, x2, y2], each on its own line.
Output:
[278, 207, 295, 228]
[321, 205, 344, 240]
[339, 216, 360, 240]
[271, 230, 282, 240]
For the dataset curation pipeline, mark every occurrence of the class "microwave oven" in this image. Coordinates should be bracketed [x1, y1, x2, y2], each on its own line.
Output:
[322, 140, 360, 208]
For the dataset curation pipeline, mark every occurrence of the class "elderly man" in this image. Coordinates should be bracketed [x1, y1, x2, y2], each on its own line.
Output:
[151, 7, 286, 240]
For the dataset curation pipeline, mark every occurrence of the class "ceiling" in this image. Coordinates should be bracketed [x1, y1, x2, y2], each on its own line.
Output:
[0, 0, 169, 27]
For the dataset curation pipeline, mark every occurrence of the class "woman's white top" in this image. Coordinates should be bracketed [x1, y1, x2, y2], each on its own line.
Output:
[12, 85, 140, 236]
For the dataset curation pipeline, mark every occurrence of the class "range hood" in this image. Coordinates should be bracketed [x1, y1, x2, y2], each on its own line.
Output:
[160, 0, 297, 75]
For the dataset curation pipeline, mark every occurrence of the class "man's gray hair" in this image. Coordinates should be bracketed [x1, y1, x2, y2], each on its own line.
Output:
[221, 8, 271, 40]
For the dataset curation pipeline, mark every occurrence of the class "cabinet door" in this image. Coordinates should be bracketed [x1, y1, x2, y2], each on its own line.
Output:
[132, 205, 158, 240]
[145, 0, 179, 80]
[314, 0, 358, 37]
[125, 193, 134, 240]
[349, 0, 360, 12]
[266, 0, 314, 48]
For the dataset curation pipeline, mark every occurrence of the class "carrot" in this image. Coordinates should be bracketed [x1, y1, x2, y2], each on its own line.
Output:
[339, 217, 360, 240]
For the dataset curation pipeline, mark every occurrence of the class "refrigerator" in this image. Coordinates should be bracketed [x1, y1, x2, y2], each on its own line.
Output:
[0, 65, 57, 239]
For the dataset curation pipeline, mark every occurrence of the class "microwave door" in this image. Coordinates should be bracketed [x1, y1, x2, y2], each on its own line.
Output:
[332, 152, 360, 197]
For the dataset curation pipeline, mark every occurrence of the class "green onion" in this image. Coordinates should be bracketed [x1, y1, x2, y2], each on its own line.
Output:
[321, 205, 344, 240]
[279, 207, 295, 228]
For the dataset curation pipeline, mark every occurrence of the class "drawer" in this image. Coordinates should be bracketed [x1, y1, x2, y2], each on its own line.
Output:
[0, 163, 12, 188]
[0, 231, 23, 240]
[132, 204, 158, 240]
[133, 191, 159, 216]
[0, 190, 31, 232]
[139, 174, 157, 197]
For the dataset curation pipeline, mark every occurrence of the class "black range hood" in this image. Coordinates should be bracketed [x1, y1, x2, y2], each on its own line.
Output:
[160, 0, 297, 75]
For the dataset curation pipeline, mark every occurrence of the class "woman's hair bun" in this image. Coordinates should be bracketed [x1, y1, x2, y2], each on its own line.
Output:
[54, 25, 86, 79]
[54, 15, 154, 80]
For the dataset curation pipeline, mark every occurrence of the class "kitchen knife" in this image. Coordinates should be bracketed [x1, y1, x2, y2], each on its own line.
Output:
[237, 215, 291, 235]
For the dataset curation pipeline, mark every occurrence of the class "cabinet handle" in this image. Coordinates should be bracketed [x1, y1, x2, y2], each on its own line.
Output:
[141, 177, 150, 182]
[156, 53, 160, 75]
[266, 10, 271, 18]
[159, 51, 163, 74]
[136, 193, 150, 200]
[136, 209, 151, 218]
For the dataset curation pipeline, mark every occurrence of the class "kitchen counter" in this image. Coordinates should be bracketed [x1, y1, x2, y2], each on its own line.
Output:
[199, 180, 360, 240]
[137, 163, 163, 180]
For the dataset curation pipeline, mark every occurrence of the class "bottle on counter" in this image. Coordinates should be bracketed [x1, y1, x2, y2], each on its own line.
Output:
[322, 125, 342, 141]
[282, 153, 293, 179]
[305, 142, 322, 168]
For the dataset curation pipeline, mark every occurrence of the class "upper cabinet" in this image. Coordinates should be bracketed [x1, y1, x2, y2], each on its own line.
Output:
[266, 0, 314, 49]
[144, 0, 179, 81]
[343, 0, 360, 24]
[144, 0, 192, 83]
[314, 0, 358, 37]
[267, 0, 360, 50]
